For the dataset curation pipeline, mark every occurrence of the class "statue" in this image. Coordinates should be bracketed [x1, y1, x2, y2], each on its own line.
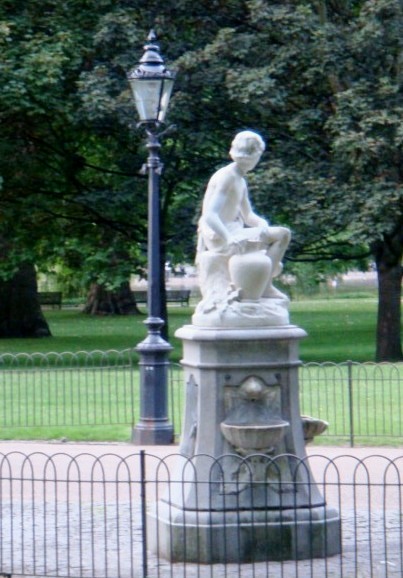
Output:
[193, 130, 291, 328]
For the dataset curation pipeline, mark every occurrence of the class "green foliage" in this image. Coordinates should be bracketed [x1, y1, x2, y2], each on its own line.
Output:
[2, 0, 401, 272]
[0, 0, 253, 285]
[0, 298, 382, 363]
[0, 0, 145, 285]
[196, 0, 403, 261]
[0, 0, 401, 352]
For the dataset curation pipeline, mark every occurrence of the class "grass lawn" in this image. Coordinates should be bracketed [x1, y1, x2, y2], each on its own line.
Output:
[0, 363, 183, 443]
[0, 297, 401, 444]
[1, 357, 401, 445]
[0, 296, 386, 362]
[299, 361, 403, 447]
[291, 298, 379, 362]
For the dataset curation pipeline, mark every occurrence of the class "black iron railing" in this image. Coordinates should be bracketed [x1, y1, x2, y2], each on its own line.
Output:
[0, 449, 401, 578]
[0, 352, 402, 445]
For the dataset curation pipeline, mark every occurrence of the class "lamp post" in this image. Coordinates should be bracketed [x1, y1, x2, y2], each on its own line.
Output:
[128, 31, 175, 444]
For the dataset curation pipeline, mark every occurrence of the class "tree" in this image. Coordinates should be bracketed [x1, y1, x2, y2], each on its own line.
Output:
[174, 0, 402, 360]
[0, 0, 401, 358]
[0, 1, 148, 324]
[0, 0, 250, 330]
[0, 262, 51, 338]
[325, 0, 403, 360]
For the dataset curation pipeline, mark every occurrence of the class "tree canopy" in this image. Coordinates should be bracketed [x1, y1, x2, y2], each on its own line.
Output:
[0, 0, 401, 359]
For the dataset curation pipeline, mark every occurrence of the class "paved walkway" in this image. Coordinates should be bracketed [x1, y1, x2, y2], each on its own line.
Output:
[0, 442, 401, 578]
[1, 439, 401, 459]
[1, 440, 401, 493]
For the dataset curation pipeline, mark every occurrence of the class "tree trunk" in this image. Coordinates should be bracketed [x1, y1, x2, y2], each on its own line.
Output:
[372, 236, 403, 362]
[83, 281, 141, 315]
[0, 262, 51, 338]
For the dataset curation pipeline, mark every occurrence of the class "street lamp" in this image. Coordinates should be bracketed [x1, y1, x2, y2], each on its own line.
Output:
[128, 30, 175, 444]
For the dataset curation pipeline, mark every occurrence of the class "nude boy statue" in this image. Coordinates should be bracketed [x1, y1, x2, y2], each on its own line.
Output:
[196, 130, 290, 305]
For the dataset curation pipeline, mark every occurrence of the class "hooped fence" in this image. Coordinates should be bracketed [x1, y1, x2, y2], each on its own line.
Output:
[0, 352, 402, 577]
[0, 350, 402, 445]
[0, 449, 401, 578]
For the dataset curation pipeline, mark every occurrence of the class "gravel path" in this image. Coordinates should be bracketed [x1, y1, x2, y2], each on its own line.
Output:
[0, 442, 401, 578]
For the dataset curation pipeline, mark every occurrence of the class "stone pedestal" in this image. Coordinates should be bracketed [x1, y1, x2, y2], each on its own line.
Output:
[148, 325, 341, 563]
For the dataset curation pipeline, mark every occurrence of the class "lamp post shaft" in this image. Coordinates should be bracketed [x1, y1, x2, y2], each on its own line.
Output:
[147, 132, 163, 320]
[132, 129, 174, 445]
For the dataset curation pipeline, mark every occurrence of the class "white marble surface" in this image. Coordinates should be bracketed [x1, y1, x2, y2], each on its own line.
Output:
[194, 131, 291, 328]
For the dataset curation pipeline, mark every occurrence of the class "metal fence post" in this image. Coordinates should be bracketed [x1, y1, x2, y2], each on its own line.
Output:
[347, 360, 354, 447]
[140, 450, 148, 578]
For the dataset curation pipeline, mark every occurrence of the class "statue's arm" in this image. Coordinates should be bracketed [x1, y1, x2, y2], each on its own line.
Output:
[201, 175, 234, 245]
[240, 187, 270, 231]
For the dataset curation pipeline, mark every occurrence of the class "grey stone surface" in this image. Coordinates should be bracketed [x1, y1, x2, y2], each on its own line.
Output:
[0, 502, 401, 577]
[161, 325, 341, 563]
[0, 442, 401, 577]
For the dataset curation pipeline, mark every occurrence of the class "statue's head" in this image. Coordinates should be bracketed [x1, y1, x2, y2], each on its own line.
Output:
[230, 130, 266, 162]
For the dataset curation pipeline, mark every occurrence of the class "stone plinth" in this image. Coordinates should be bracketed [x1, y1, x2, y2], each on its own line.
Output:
[148, 325, 341, 563]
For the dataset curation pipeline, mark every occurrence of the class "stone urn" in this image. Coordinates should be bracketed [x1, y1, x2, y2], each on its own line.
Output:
[228, 243, 272, 301]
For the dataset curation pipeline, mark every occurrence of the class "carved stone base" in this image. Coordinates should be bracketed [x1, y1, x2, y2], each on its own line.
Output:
[192, 296, 289, 328]
[150, 324, 341, 563]
[148, 501, 341, 563]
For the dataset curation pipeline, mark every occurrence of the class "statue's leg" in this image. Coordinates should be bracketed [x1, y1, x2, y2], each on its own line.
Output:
[261, 227, 291, 299]
[264, 227, 291, 277]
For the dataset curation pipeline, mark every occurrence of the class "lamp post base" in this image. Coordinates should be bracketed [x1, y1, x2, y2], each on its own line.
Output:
[132, 422, 174, 445]
[134, 316, 174, 446]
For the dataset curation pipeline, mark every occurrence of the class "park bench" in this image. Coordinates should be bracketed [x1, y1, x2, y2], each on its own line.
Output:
[132, 289, 191, 307]
[167, 289, 191, 306]
[38, 291, 63, 309]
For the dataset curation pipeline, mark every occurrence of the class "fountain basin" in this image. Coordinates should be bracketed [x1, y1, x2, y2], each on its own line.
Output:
[301, 415, 328, 443]
[220, 419, 289, 451]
